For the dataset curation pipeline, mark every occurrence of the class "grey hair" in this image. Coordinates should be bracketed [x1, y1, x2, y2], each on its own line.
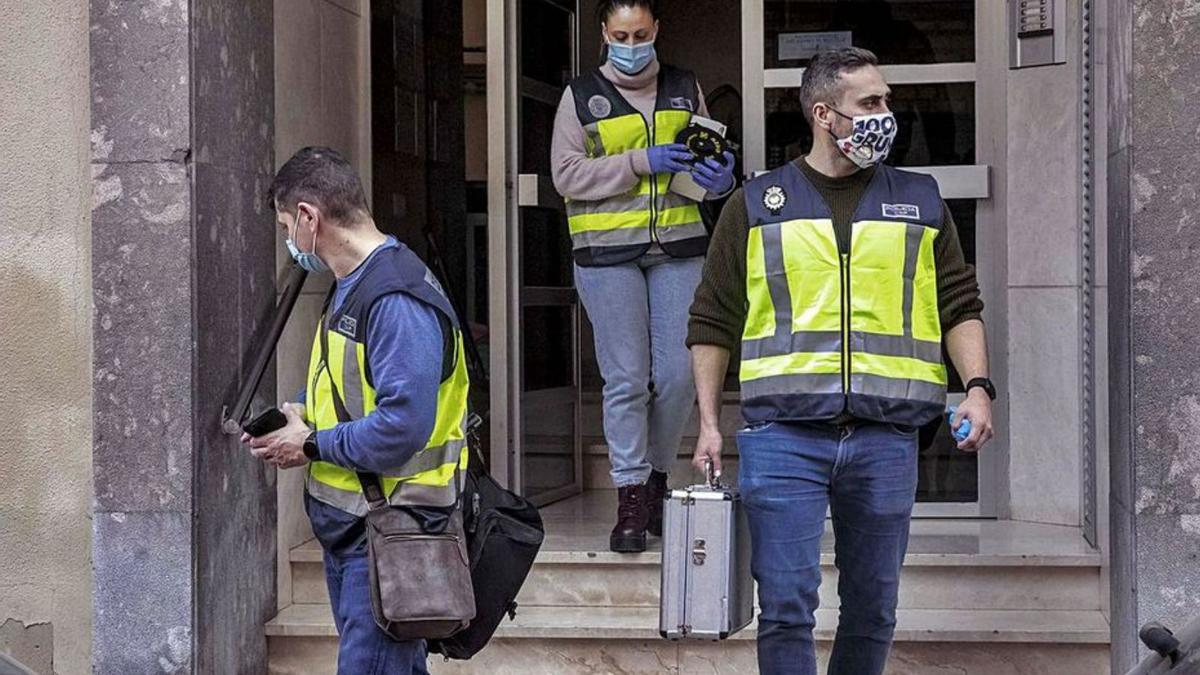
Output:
[798, 47, 880, 125]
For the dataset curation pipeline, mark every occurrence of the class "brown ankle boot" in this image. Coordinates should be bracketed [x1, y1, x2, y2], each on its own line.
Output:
[610, 484, 650, 553]
[645, 470, 669, 537]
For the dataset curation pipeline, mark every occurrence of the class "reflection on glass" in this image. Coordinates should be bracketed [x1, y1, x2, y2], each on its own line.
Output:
[522, 0, 573, 87]
[917, 414, 979, 503]
[946, 198, 976, 267]
[763, 0, 974, 68]
[766, 83, 975, 169]
[520, 207, 573, 288]
[521, 305, 578, 498]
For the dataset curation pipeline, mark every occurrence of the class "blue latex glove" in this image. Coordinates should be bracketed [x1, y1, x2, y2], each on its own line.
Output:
[690, 151, 736, 195]
[947, 406, 972, 444]
[646, 143, 693, 175]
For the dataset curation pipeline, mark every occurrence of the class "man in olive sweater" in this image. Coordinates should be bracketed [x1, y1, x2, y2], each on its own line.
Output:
[687, 48, 995, 675]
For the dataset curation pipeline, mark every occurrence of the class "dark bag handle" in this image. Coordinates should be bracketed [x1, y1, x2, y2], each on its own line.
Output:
[317, 288, 461, 512]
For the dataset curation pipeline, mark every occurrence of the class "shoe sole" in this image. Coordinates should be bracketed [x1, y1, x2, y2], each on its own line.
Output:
[610, 533, 647, 553]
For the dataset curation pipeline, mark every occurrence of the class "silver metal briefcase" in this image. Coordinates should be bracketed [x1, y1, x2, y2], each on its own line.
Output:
[659, 461, 754, 641]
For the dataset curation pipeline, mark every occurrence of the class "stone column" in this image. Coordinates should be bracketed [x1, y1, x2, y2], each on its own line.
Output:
[90, 0, 277, 672]
[1107, 0, 1200, 669]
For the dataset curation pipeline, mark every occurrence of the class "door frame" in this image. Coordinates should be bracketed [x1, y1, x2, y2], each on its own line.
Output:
[486, 0, 585, 503]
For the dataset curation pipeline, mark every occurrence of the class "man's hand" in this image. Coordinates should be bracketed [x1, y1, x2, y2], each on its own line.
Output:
[952, 389, 994, 452]
[692, 424, 724, 478]
[242, 402, 311, 469]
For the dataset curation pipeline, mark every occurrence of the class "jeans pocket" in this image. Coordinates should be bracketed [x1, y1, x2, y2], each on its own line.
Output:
[739, 421, 776, 435]
[885, 422, 918, 437]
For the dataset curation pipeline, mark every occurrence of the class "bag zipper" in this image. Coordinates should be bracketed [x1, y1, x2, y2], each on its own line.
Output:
[383, 533, 460, 543]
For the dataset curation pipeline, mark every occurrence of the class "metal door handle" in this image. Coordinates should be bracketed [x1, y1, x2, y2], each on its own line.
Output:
[692, 538, 706, 565]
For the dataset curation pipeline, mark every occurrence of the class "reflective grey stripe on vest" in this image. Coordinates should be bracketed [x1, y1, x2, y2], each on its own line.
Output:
[849, 332, 943, 364]
[304, 437, 469, 516]
[656, 220, 707, 243]
[341, 336, 366, 418]
[851, 373, 946, 405]
[901, 224, 925, 338]
[582, 122, 607, 156]
[566, 193, 652, 217]
[569, 226, 653, 249]
[741, 373, 843, 400]
[742, 331, 841, 360]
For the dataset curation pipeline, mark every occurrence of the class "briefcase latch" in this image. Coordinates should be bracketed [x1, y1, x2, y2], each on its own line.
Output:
[692, 538, 707, 565]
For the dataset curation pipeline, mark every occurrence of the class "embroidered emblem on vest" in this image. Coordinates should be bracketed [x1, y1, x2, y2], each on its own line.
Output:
[336, 315, 358, 337]
[763, 185, 788, 215]
[669, 96, 694, 111]
[881, 203, 921, 220]
[587, 95, 612, 119]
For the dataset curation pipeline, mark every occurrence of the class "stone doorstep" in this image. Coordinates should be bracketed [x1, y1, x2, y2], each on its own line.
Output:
[266, 603, 1111, 644]
[289, 542, 1103, 612]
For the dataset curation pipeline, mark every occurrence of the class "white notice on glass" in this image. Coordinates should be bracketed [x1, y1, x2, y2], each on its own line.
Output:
[778, 31, 853, 61]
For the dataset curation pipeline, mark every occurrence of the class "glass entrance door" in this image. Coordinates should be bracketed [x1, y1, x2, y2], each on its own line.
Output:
[487, 0, 584, 506]
[741, 0, 1004, 515]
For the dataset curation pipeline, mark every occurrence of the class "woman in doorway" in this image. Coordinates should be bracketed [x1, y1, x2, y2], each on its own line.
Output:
[551, 0, 736, 553]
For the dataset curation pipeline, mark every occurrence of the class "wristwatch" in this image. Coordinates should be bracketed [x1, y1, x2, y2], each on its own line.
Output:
[965, 377, 997, 401]
[302, 431, 320, 461]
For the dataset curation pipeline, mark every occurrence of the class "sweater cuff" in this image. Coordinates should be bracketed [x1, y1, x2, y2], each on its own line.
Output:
[315, 428, 336, 465]
[943, 312, 984, 333]
[631, 149, 651, 176]
[686, 318, 740, 352]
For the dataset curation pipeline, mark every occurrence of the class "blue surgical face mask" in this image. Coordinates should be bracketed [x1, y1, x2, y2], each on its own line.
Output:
[607, 39, 656, 75]
[286, 211, 329, 273]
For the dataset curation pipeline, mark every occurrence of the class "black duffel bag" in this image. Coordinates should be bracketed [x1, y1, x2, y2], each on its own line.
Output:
[428, 465, 544, 660]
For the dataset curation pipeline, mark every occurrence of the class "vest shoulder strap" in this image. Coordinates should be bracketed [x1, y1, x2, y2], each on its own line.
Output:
[570, 69, 637, 126]
[851, 164, 944, 229]
[327, 244, 460, 382]
[654, 64, 699, 113]
[743, 162, 832, 225]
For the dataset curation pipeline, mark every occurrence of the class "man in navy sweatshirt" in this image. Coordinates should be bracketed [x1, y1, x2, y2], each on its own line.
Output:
[244, 147, 470, 674]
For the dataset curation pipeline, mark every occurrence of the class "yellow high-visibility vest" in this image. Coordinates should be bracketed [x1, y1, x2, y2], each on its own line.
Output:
[566, 65, 708, 266]
[305, 244, 469, 516]
[739, 163, 948, 426]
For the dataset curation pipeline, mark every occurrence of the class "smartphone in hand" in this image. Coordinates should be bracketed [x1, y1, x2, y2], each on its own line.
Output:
[243, 408, 288, 437]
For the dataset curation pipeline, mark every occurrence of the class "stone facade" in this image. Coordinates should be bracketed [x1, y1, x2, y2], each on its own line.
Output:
[89, 0, 277, 672]
[1107, 0, 1200, 669]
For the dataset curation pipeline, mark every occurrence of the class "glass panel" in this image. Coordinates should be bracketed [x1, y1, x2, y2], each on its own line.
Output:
[520, 207, 573, 288]
[763, 0, 975, 69]
[520, 98, 559, 175]
[521, 305, 577, 498]
[946, 198, 976, 267]
[765, 82, 975, 169]
[522, 0, 573, 87]
[917, 412, 979, 502]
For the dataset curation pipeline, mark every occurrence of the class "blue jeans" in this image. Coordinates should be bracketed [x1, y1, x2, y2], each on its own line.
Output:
[737, 420, 918, 675]
[575, 253, 704, 487]
[323, 550, 431, 675]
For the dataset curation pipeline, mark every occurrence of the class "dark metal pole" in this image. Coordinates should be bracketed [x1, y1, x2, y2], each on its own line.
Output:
[221, 264, 309, 434]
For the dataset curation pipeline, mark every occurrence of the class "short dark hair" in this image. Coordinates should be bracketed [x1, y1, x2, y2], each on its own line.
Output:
[799, 47, 880, 125]
[595, 0, 657, 25]
[268, 146, 370, 222]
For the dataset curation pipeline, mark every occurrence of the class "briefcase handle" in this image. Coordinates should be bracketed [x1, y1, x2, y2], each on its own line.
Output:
[704, 458, 720, 490]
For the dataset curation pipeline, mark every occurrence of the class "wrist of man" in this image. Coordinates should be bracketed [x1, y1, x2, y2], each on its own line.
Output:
[303, 430, 322, 462]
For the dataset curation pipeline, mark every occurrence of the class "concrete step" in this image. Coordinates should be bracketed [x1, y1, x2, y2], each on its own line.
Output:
[289, 538, 1101, 612]
[266, 604, 1111, 674]
[289, 489, 1103, 612]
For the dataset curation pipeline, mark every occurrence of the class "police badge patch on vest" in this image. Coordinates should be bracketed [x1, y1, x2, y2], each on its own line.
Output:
[881, 203, 921, 220]
[336, 315, 358, 337]
[587, 95, 612, 119]
[669, 96, 695, 111]
[763, 185, 788, 215]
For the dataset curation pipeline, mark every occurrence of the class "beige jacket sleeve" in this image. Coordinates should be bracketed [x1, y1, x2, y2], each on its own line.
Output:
[550, 86, 652, 201]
